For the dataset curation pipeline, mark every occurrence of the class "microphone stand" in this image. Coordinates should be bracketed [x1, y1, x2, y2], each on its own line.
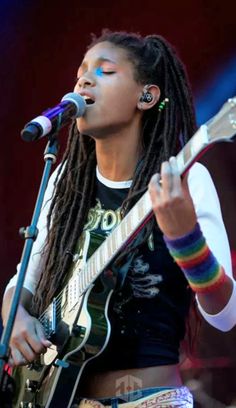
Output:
[0, 136, 59, 405]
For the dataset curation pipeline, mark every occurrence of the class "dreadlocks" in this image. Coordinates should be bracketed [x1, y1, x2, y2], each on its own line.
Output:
[31, 30, 197, 316]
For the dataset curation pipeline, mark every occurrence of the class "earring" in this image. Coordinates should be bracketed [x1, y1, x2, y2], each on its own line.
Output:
[140, 91, 153, 103]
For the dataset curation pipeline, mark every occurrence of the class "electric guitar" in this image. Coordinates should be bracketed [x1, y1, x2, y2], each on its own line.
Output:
[12, 97, 236, 407]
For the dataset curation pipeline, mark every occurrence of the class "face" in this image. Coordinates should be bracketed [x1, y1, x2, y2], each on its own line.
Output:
[74, 41, 144, 138]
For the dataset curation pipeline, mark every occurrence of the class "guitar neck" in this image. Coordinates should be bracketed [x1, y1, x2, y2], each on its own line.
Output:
[175, 125, 209, 175]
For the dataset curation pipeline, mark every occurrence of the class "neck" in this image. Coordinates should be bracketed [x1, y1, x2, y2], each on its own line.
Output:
[95, 127, 142, 181]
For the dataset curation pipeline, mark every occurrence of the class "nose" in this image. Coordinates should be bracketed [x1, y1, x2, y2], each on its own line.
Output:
[77, 72, 96, 89]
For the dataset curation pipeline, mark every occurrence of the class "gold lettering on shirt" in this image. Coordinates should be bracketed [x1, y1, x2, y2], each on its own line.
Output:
[84, 199, 122, 233]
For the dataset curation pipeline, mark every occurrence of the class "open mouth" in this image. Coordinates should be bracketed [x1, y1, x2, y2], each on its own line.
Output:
[84, 97, 95, 105]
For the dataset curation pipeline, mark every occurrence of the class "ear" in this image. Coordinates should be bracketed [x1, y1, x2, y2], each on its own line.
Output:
[137, 84, 161, 111]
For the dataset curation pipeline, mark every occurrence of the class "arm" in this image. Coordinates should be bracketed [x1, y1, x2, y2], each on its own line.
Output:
[148, 158, 235, 331]
[187, 162, 235, 330]
[1, 165, 60, 365]
[3, 164, 60, 295]
[1, 287, 51, 366]
[2, 287, 33, 326]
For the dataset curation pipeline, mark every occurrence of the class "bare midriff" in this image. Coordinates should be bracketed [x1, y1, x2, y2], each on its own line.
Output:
[80, 364, 182, 398]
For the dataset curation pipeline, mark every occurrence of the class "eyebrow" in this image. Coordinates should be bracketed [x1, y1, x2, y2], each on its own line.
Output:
[98, 57, 117, 64]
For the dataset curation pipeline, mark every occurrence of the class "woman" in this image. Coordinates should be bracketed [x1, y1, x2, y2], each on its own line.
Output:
[2, 30, 236, 407]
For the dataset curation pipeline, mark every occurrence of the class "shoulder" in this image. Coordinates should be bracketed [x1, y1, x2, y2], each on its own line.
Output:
[43, 161, 65, 201]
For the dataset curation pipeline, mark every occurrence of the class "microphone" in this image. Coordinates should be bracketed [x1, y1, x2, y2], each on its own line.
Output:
[21, 92, 86, 142]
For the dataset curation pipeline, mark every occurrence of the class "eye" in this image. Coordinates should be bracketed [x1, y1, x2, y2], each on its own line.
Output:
[95, 67, 115, 76]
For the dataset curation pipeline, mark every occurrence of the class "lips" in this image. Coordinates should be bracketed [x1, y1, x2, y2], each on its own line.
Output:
[79, 92, 95, 105]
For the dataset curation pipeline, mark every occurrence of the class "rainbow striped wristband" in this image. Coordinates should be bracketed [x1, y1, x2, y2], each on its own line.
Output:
[163, 223, 226, 293]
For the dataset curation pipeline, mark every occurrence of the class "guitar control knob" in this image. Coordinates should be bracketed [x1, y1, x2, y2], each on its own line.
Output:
[54, 358, 70, 368]
[27, 360, 43, 371]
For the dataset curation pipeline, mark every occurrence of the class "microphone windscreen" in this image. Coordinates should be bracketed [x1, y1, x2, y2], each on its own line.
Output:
[61, 92, 86, 117]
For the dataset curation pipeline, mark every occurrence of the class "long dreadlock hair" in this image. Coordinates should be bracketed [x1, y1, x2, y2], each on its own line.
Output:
[31, 30, 198, 320]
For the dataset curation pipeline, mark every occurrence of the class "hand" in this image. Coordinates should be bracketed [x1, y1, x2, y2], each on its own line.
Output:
[8, 304, 52, 366]
[148, 156, 197, 239]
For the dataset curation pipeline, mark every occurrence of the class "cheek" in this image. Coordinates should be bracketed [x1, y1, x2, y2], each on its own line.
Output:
[108, 86, 139, 112]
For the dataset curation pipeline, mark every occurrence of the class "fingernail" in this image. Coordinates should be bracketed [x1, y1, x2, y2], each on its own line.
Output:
[151, 174, 158, 183]
[43, 339, 52, 347]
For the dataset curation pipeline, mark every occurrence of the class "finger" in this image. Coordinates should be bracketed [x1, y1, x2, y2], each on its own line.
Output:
[11, 348, 29, 366]
[160, 161, 173, 201]
[25, 323, 50, 354]
[14, 319, 46, 355]
[15, 338, 38, 362]
[148, 173, 161, 201]
[169, 156, 182, 196]
[35, 321, 52, 348]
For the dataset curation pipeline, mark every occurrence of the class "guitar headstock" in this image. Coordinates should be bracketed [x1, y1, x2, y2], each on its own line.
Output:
[175, 97, 236, 176]
[206, 97, 236, 143]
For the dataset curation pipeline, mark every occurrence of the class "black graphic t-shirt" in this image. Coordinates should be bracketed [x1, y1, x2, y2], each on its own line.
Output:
[79, 175, 192, 370]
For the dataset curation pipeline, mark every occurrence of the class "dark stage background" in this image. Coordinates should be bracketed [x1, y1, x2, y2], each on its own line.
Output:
[0, 1, 236, 406]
